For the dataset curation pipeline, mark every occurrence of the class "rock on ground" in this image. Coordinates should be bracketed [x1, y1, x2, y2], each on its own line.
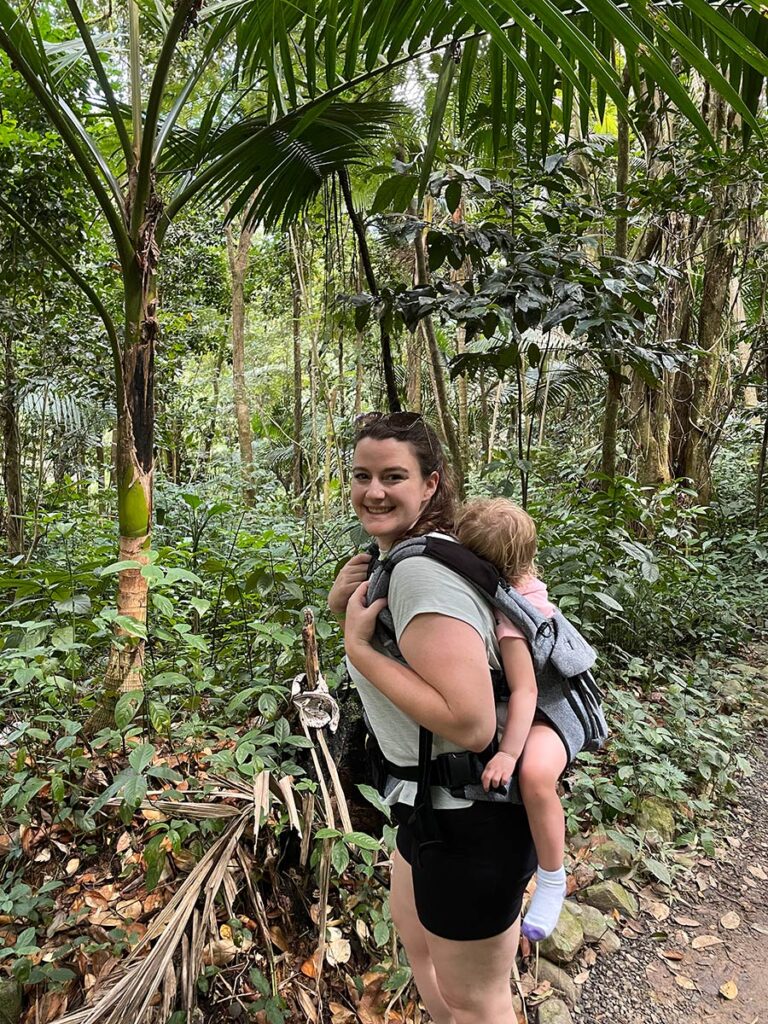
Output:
[537, 996, 574, 1024]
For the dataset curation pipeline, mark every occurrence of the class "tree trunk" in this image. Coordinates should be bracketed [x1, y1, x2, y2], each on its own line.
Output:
[338, 169, 400, 412]
[405, 327, 422, 412]
[600, 363, 623, 480]
[1, 332, 23, 556]
[600, 94, 630, 482]
[99, 255, 157, 719]
[194, 339, 226, 476]
[290, 236, 304, 500]
[678, 231, 735, 500]
[226, 219, 256, 505]
[412, 225, 464, 497]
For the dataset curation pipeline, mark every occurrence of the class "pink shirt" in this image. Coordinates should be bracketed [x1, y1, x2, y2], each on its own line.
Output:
[495, 576, 555, 641]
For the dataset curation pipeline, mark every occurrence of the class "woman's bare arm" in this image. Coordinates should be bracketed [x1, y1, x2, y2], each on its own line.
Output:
[344, 584, 497, 752]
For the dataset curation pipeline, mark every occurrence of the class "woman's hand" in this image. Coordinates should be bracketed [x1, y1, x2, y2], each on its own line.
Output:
[328, 553, 372, 617]
[481, 751, 518, 793]
[343, 580, 387, 654]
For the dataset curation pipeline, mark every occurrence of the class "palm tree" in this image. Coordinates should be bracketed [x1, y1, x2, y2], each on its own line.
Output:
[0, 0, 765, 701]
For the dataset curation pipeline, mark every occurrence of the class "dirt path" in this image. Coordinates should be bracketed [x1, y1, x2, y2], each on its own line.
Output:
[577, 729, 768, 1024]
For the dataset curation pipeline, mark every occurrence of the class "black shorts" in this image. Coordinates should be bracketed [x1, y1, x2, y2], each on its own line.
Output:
[393, 801, 537, 941]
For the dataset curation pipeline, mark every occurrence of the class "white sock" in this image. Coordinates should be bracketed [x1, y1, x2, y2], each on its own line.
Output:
[522, 866, 567, 941]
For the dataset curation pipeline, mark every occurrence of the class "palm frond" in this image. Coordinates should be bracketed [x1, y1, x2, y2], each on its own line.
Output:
[161, 100, 402, 230]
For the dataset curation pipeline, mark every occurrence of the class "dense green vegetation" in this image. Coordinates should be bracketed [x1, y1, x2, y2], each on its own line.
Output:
[2, 1, 768, 1021]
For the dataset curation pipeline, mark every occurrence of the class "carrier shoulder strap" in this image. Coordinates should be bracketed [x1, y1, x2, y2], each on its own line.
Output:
[366, 534, 596, 679]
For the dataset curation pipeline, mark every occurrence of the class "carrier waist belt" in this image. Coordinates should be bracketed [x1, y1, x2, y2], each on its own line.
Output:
[384, 750, 489, 790]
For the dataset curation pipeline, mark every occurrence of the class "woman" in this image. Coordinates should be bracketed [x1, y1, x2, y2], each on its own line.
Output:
[328, 413, 536, 1024]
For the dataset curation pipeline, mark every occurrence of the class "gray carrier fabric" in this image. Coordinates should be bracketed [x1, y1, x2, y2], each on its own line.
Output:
[365, 535, 609, 800]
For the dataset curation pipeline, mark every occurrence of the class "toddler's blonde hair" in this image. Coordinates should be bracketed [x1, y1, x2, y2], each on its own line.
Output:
[455, 498, 538, 586]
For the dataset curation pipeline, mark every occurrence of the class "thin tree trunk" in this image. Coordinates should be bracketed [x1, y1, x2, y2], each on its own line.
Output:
[338, 169, 400, 412]
[600, 90, 630, 481]
[226, 218, 256, 505]
[405, 328, 422, 412]
[290, 234, 304, 500]
[195, 339, 225, 476]
[413, 225, 465, 497]
[1, 332, 23, 555]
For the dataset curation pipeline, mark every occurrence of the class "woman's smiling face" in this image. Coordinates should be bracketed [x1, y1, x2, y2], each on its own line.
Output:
[351, 437, 439, 549]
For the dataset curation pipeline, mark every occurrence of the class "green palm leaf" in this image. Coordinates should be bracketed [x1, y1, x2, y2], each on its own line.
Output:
[161, 100, 402, 230]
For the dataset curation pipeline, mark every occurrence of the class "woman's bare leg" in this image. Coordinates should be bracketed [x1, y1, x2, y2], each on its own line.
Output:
[518, 724, 567, 870]
[389, 850, 456, 1024]
[425, 916, 521, 1024]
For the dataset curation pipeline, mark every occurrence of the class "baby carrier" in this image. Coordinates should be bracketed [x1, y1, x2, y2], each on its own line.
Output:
[363, 534, 608, 815]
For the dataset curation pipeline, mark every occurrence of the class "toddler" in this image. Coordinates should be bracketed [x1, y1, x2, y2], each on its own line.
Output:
[456, 498, 568, 942]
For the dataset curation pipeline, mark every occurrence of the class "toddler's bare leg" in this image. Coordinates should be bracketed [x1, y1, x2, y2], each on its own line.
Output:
[518, 724, 568, 940]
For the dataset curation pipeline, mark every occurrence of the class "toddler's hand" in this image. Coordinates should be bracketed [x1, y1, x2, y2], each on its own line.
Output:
[481, 751, 518, 793]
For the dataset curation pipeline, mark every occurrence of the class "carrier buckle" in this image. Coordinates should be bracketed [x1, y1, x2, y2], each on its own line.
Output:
[434, 751, 482, 789]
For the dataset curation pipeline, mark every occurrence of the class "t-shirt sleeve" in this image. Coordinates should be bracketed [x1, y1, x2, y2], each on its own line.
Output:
[494, 610, 526, 641]
[388, 556, 495, 644]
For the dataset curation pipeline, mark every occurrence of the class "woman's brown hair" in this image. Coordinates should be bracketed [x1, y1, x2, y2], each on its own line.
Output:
[352, 413, 457, 540]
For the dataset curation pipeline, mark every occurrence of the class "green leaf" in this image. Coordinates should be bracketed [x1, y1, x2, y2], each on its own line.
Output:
[258, 692, 279, 720]
[418, 49, 455, 203]
[371, 174, 418, 214]
[331, 839, 350, 874]
[644, 858, 672, 886]
[343, 831, 380, 851]
[593, 592, 623, 612]
[128, 742, 156, 774]
[151, 593, 174, 618]
[141, 564, 164, 581]
[315, 827, 341, 839]
[114, 615, 147, 639]
[101, 560, 142, 574]
[148, 700, 171, 734]
[355, 784, 392, 820]
[115, 690, 143, 731]
[373, 920, 390, 947]
[273, 718, 289, 745]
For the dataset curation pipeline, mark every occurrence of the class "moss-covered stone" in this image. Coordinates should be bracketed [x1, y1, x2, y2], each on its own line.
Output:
[535, 959, 579, 1008]
[539, 902, 584, 964]
[580, 880, 638, 918]
[0, 978, 22, 1024]
[537, 996, 574, 1024]
[579, 903, 612, 944]
[635, 797, 676, 841]
[591, 839, 635, 874]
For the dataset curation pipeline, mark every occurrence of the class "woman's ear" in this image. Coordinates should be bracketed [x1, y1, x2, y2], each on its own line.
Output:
[424, 471, 439, 501]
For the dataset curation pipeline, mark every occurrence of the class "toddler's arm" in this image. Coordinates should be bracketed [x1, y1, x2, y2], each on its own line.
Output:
[481, 636, 537, 791]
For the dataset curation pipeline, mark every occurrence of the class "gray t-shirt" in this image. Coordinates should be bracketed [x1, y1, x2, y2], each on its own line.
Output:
[347, 547, 503, 810]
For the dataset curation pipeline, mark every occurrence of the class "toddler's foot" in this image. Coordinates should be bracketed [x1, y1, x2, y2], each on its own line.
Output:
[522, 866, 567, 941]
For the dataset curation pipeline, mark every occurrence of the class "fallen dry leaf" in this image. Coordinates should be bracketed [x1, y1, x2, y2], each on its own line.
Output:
[720, 911, 741, 930]
[673, 916, 701, 928]
[326, 937, 351, 966]
[747, 864, 767, 881]
[719, 980, 738, 1000]
[675, 975, 696, 990]
[65, 858, 80, 876]
[691, 934, 723, 950]
[646, 900, 671, 922]
[573, 971, 591, 984]
[660, 949, 684, 961]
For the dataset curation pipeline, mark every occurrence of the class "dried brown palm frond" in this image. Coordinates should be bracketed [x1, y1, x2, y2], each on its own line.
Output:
[53, 790, 254, 1024]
